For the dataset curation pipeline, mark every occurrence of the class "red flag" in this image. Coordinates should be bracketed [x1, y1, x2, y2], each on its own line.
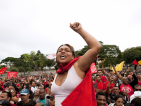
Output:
[90, 63, 97, 74]
[7, 72, 18, 78]
[132, 59, 138, 66]
[0, 67, 7, 75]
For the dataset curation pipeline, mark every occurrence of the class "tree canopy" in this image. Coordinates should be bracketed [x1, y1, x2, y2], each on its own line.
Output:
[122, 46, 141, 64]
[1, 42, 140, 72]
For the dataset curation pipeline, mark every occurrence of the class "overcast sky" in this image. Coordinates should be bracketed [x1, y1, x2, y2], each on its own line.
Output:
[0, 0, 141, 62]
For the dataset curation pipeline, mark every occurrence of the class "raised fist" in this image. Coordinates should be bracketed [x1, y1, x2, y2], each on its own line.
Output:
[70, 22, 82, 32]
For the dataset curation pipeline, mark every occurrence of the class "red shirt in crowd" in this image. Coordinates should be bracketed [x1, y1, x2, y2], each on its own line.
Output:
[104, 81, 115, 91]
[120, 84, 134, 97]
[97, 81, 104, 90]
[95, 76, 107, 83]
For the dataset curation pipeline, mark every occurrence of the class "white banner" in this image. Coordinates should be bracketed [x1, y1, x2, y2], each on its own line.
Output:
[47, 53, 56, 60]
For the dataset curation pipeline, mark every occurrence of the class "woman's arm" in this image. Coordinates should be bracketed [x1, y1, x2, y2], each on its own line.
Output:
[70, 22, 101, 72]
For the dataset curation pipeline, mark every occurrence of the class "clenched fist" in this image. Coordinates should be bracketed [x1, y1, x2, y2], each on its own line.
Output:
[70, 22, 83, 32]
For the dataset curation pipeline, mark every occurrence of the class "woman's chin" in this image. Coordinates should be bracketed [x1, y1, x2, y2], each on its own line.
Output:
[59, 61, 69, 66]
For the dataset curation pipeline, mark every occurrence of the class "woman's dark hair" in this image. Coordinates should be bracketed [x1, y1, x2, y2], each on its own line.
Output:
[56, 44, 76, 66]
[114, 95, 123, 102]
[131, 97, 141, 106]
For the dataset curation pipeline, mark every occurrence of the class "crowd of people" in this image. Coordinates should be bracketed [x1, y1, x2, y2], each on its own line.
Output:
[94, 61, 141, 106]
[0, 73, 55, 106]
[0, 64, 141, 106]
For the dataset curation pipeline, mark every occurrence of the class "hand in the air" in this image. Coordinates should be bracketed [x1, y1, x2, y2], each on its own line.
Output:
[70, 22, 82, 32]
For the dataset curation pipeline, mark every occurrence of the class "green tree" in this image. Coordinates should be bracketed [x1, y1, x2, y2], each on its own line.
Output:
[75, 45, 90, 57]
[99, 45, 121, 66]
[122, 46, 141, 64]
[1, 57, 16, 69]
[21, 51, 39, 70]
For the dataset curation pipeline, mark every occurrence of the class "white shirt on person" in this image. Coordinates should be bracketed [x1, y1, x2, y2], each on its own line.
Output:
[31, 86, 37, 93]
[51, 65, 83, 106]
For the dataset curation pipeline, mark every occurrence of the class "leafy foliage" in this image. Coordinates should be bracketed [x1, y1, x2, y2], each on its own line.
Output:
[1, 42, 140, 71]
[122, 46, 141, 64]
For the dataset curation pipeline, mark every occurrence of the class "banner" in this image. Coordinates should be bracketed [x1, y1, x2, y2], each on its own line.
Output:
[132, 59, 138, 66]
[0, 67, 7, 75]
[7, 72, 18, 78]
[90, 63, 97, 74]
[47, 53, 56, 60]
[138, 60, 141, 65]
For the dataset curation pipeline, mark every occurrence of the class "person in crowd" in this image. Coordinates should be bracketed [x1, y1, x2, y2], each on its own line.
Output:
[11, 90, 17, 104]
[94, 75, 105, 93]
[136, 72, 141, 85]
[35, 83, 40, 89]
[33, 89, 40, 103]
[31, 80, 37, 94]
[39, 85, 44, 89]
[107, 77, 126, 104]
[38, 88, 49, 106]
[0, 91, 11, 101]
[96, 92, 107, 106]
[16, 84, 22, 95]
[46, 87, 52, 97]
[45, 84, 49, 94]
[0, 99, 11, 106]
[130, 84, 141, 102]
[96, 70, 107, 83]
[51, 22, 101, 106]
[119, 77, 134, 102]
[17, 89, 36, 106]
[46, 95, 55, 106]
[102, 63, 119, 92]
[126, 69, 134, 83]
[108, 95, 124, 106]
[102, 61, 116, 79]
[0, 91, 17, 106]
[131, 97, 141, 106]
[35, 102, 44, 106]
[104, 75, 117, 91]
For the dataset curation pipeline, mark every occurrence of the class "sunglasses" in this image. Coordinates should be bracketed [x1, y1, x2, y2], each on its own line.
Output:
[135, 89, 141, 91]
